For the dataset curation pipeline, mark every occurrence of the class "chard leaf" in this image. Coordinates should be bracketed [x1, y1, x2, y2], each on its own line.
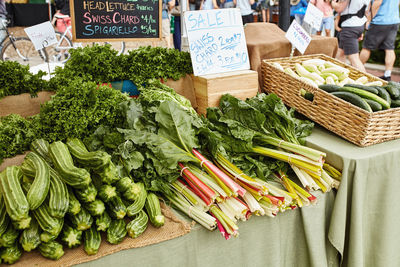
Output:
[155, 101, 199, 153]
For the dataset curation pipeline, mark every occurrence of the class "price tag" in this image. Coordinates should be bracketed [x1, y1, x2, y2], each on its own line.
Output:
[24, 21, 57, 50]
[303, 3, 323, 31]
[285, 20, 312, 54]
[184, 9, 250, 76]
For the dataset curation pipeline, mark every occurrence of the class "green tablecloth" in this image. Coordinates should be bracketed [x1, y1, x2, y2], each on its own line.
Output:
[77, 190, 338, 267]
[306, 126, 400, 267]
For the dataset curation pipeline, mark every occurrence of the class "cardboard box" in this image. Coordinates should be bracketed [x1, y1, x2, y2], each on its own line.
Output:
[192, 70, 258, 114]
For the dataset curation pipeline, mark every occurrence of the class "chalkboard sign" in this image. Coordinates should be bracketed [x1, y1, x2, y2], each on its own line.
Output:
[70, 0, 161, 41]
[184, 9, 250, 76]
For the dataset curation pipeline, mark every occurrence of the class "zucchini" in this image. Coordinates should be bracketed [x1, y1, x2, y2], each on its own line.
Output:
[84, 199, 105, 216]
[75, 183, 97, 203]
[20, 218, 41, 252]
[96, 161, 120, 185]
[1, 243, 22, 264]
[107, 219, 127, 244]
[391, 99, 400, 108]
[0, 224, 19, 247]
[20, 159, 36, 177]
[67, 187, 81, 215]
[49, 141, 91, 189]
[84, 227, 101, 255]
[365, 99, 383, 112]
[40, 231, 59, 243]
[61, 224, 82, 248]
[343, 84, 379, 94]
[0, 167, 31, 229]
[32, 203, 63, 236]
[21, 175, 33, 194]
[123, 183, 141, 202]
[25, 152, 51, 210]
[98, 184, 117, 202]
[318, 84, 342, 92]
[339, 87, 390, 109]
[96, 211, 112, 232]
[0, 193, 10, 237]
[68, 207, 93, 231]
[106, 196, 126, 219]
[145, 193, 164, 228]
[331, 91, 373, 112]
[115, 177, 132, 193]
[30, 139, 53, 165]
[126, 183, 147, 217]
[374, 86, 391, 107]
[48, 167, 69, 218]
[38, 240, 64, 260]
[126, 210, 148, 239]
[66, 138, 111, 169]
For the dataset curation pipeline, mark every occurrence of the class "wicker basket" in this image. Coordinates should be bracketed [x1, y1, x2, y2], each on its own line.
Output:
[261, 54, 400, 147]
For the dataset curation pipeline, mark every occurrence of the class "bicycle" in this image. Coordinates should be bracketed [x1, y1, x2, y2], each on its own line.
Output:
[0, 19, 47, 65]
[44, 14, 126, 63]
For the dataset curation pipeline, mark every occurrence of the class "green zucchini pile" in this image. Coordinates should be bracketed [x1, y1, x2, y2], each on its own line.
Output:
[316, 81, 400, 112]
[0, 138, 165, 264]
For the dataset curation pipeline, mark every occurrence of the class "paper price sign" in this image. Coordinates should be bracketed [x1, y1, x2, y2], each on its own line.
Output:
[24, 21, 57, 51]
[304, 3, 323, 31]
[285, 20, 311, 54]
[185, 8, 250, 76]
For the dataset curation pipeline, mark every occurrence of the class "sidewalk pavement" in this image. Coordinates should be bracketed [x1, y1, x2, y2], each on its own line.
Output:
[365, 63, 400, 82]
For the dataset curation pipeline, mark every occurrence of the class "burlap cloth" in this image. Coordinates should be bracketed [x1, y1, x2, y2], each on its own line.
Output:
[244, 23, 339, 87]
[10, 203, 191, 267]
[0, 92, 54, 118]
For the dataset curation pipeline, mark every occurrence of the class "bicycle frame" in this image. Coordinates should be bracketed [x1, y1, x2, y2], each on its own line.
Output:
[0, 19, 29, 61]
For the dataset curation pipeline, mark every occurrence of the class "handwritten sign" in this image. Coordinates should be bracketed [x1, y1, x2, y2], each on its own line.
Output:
[70, 0, 161, 42]
[285, 20, 312, 54]
[185, 9, 250, 76]
[304, 3, 323, 31]
[24, 22, 57, 50]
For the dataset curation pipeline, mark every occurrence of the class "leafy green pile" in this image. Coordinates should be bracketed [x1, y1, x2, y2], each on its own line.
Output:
[49, 45, 193, 89]
[199, 94, 314, 180]
[123, 46, 193, 85]
[85, 83, 203, 193]
[0, 61, 50, 99]
[0, 114, 36, 163]
[33, 78, 129, 142]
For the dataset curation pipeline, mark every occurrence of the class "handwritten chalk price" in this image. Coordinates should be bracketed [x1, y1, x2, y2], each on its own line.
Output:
[24, 22, 57, 51]
[285, 20, 312, 54]
[185, 9, 250, 76]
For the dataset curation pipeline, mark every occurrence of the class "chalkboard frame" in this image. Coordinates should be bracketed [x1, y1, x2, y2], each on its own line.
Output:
[69, 0, 162, 42]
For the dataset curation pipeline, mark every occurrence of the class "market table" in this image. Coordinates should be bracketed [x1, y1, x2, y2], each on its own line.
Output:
[306, 126, 400, 267]
[76, 190, 338, 267]
[244, 23, 338, 86]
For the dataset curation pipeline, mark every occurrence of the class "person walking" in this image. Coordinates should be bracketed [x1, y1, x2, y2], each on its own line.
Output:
[233, 0, 255, 25]
[162, 0, 175, 48]
[260, 0, 271, 22]
[310, 0, 334, 36]
[359, 0, 400, 81]
[332, 0, 370, 71]
[200, 0, 219, 9]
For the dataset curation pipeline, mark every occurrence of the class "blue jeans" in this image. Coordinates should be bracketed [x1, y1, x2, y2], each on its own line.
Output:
[173, 16, 181, 51]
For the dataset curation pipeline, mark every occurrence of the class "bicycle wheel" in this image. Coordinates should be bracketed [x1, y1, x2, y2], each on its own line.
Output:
[43, 31, 73, 63]
[1, 37, 46, 66]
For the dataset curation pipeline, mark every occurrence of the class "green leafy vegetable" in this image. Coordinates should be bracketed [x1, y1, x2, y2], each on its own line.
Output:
[0, 114, 36, 163]
[0, 61, 50, 99]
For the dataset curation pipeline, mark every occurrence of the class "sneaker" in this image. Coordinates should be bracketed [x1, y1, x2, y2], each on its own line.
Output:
[379, 75, 391, 81]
